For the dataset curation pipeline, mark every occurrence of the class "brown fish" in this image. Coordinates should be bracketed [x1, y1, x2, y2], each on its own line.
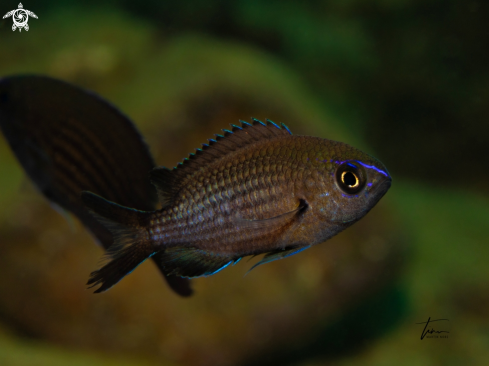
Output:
[83, 119, 392, 293]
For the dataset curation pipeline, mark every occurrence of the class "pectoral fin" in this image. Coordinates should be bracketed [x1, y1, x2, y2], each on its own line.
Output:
[234, 199, 307, 234]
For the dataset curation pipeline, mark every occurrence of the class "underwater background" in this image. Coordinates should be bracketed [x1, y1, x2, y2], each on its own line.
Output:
[0, 1, 488, 365]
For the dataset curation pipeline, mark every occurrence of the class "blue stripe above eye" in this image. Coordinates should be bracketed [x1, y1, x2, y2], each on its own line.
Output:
[346, 163, 358, 169]
[354, 161, 389, 177]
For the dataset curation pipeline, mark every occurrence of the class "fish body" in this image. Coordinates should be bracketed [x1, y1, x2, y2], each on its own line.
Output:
[83, 119, 391, 292]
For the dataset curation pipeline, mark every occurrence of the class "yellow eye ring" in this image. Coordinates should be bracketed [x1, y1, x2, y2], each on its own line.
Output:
[341, 171, 359, 188]
[335, 162, 366, 194]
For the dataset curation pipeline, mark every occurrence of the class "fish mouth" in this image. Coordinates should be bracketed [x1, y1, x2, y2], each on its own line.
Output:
[371, 176, 392, 200]
[378, 176, 392, 191]
[347, 178, 391, 223]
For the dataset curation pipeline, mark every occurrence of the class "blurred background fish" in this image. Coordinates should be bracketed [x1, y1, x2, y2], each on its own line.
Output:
[0, 1, 488, 366]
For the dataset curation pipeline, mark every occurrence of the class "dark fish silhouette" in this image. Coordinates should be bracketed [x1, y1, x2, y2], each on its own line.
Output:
[0, 75, 192, 296]
[82, 120, 392, 292]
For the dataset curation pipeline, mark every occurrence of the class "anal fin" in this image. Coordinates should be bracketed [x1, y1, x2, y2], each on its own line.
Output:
[160, 247, 239, 278]
[247, 246, 310, 274]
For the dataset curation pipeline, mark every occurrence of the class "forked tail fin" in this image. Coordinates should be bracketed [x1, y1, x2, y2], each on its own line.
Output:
[0, 75, 192, 296]
[82, 191, 155, 293]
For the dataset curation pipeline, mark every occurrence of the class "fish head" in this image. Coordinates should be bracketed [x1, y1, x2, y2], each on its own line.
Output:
[311, 141, 392, 227]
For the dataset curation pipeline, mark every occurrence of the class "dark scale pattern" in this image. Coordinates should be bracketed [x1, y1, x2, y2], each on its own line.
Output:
[149, 135, 327, 257]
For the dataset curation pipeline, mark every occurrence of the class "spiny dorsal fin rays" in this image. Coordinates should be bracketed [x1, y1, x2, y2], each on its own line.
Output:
[149, 119, 292, 205]
[240, 118, 270, 139]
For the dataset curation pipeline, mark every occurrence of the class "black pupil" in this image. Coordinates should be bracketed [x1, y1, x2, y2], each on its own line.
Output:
[343, 172, 357, 186]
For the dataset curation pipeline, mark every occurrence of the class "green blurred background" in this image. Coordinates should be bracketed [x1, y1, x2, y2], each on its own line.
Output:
[0, 1, 488, 365]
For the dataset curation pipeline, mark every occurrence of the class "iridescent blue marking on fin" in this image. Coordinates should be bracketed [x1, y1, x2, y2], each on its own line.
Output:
[251, 117, 266, 126]
[266, 119, 280, 129]
[246, 246, 309, 274]
[239, 120, 252, 127]
[162, 247, 236, 278]
[203, 256, 243, 275]
[281, 123, 292, 135]
[207, 261, 233, 276]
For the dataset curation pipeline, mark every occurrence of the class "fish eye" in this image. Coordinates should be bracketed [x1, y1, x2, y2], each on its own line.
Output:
[335, 163, 366, 194]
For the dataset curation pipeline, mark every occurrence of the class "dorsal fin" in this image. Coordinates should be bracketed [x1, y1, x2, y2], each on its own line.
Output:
[150, 119, 291, 205]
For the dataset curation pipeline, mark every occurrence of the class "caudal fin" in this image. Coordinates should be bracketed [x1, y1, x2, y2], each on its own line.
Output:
[0, 75, 192, 296]
[82, 191, 155, 293]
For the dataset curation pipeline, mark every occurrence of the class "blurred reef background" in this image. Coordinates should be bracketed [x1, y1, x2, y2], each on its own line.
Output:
[0, 1, 488, 365]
